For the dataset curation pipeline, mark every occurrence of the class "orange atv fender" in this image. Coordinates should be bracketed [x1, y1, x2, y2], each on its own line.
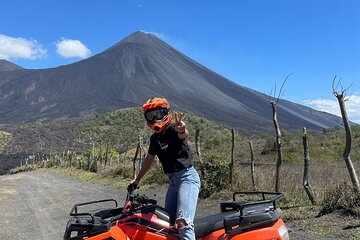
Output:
[201, 219, 289, 240]
[86, 226, 128, 240]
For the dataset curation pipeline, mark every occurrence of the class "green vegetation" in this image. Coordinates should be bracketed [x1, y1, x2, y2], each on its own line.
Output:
[0, 130, 12, 152]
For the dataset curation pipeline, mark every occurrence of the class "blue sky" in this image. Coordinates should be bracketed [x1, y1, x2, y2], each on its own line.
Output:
[1, 0, 360, 123]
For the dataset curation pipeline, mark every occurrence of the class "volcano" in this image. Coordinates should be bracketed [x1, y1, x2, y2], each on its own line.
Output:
[0, 31, 342, 133]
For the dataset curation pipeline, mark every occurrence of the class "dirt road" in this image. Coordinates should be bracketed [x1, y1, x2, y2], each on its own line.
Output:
[0, 170, 340, 240]
[0, 170, 127, 239]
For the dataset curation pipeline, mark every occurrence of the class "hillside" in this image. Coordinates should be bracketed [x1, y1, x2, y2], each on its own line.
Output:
[0, 59, 24, 71]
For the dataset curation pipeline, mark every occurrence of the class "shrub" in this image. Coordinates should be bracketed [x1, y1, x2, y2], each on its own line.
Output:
[319, 181, 360, 216]
[99, 164, 133, 179]
[200, 152, 230, 198]
[143, 163, 168, 185]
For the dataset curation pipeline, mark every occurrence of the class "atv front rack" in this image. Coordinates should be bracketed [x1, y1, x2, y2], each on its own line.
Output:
[70, 199, 119, 222]
[220, 191, 284, 235]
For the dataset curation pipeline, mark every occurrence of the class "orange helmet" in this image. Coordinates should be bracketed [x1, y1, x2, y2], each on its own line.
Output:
[143, 97, 172, 133]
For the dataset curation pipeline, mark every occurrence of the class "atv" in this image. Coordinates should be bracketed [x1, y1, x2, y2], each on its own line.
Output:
[64, 190, 290, 240]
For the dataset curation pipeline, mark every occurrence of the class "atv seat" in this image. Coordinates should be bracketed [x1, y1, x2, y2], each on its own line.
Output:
[194, 211, 238, 237]
[136, 204, 171, 222]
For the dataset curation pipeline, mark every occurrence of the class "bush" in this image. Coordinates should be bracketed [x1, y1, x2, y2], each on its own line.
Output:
[283, 152, 297, 163]
[45, 159, 55, 168]
[319, 181, 360, 216]
[200, 152, 230, 198]
[99, 164, 133, 179]
[143, 163, 168, 185]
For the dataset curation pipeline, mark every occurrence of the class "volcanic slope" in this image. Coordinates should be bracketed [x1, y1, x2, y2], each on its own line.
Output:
[0, 59, 24, 71]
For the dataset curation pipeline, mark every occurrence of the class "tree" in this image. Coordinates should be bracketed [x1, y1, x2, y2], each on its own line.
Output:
[229, 128, 235, 184]
[195, 129, 205, 179]
[302, 127, 316, 204]
[269, 73, 291, 192]
[332, 76, 360, 192]
[249, 140, 256, 190]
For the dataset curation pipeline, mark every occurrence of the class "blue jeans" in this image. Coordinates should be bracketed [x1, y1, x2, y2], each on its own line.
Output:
[165, 166, 201, 240]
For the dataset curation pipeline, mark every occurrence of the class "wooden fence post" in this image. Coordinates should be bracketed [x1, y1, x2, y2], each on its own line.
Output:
[195, 129, 205, 178]
[229, 128, 235, 184]
[132, 142, 140, 178]
[271, 101, 283, 192]
[138, 135, 144, 173]
[105, 136, 110, 167]
[302, 127, 316, 204]
[249, 141, 256, 190]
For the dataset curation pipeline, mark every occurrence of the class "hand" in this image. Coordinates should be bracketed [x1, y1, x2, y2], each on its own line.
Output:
[127, 181, 139, 193]
[174, 112, 186, 133]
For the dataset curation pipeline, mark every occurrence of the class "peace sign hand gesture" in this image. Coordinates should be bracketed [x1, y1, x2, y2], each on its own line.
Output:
[174, 112, 187, 137]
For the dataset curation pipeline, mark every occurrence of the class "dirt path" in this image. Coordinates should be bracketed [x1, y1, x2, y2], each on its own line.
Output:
[0, 170, 345, 240]
[0, 170, 127, 239]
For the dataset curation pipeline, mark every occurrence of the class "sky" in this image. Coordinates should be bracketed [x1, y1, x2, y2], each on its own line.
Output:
[1, 0, 360, 123]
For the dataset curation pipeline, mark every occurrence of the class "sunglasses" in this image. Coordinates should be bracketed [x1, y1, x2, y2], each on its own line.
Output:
[144, 108, 169, 123]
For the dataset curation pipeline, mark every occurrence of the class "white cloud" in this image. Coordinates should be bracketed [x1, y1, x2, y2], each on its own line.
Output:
[304, 95, 360, 124]
[0, 34, 47, 60]
[56, 38, 91, 58]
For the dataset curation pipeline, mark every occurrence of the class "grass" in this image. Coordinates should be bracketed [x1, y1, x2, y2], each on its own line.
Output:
[49, 167, 130, 189]
[47, 166, 161, 192]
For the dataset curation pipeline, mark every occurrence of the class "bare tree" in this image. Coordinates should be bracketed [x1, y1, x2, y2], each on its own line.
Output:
[84, 133, 98, 172]
[332, 76, 360, 192]
[98, 140, 103, 167]
[104, 135, 111, 167]
[122, 120, 145, 163]
[195, 129, 205, 179]
[249, 140, 256, 190]
[138, 134, 144, 173]
[269, 73, 291, 192]
[229, 128, 235, 184]
[302, 127, 316, 204]
[132, 143, 140, 178]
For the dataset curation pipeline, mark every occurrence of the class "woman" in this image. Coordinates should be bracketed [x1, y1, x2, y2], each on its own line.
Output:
[128, 97, 200, 240]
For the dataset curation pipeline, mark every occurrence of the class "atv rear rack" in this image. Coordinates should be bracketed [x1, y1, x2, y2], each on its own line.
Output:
[64, 199, 122, 240]
[220, 191, 284, 235]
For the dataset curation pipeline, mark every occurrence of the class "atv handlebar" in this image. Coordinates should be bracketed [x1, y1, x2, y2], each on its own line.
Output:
[127, 193, 157, 206]
[122, 190, 158, 214]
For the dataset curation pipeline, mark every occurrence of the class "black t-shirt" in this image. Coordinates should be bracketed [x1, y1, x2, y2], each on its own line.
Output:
[148, 123, 193, 174]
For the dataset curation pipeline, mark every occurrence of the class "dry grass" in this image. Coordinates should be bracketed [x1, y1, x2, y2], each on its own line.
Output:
[233, 162, 360, 206]
[228, 162, 360, 239]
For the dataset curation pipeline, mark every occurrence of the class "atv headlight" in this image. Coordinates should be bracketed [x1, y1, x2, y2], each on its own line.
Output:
[278, 225, 289, 240]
